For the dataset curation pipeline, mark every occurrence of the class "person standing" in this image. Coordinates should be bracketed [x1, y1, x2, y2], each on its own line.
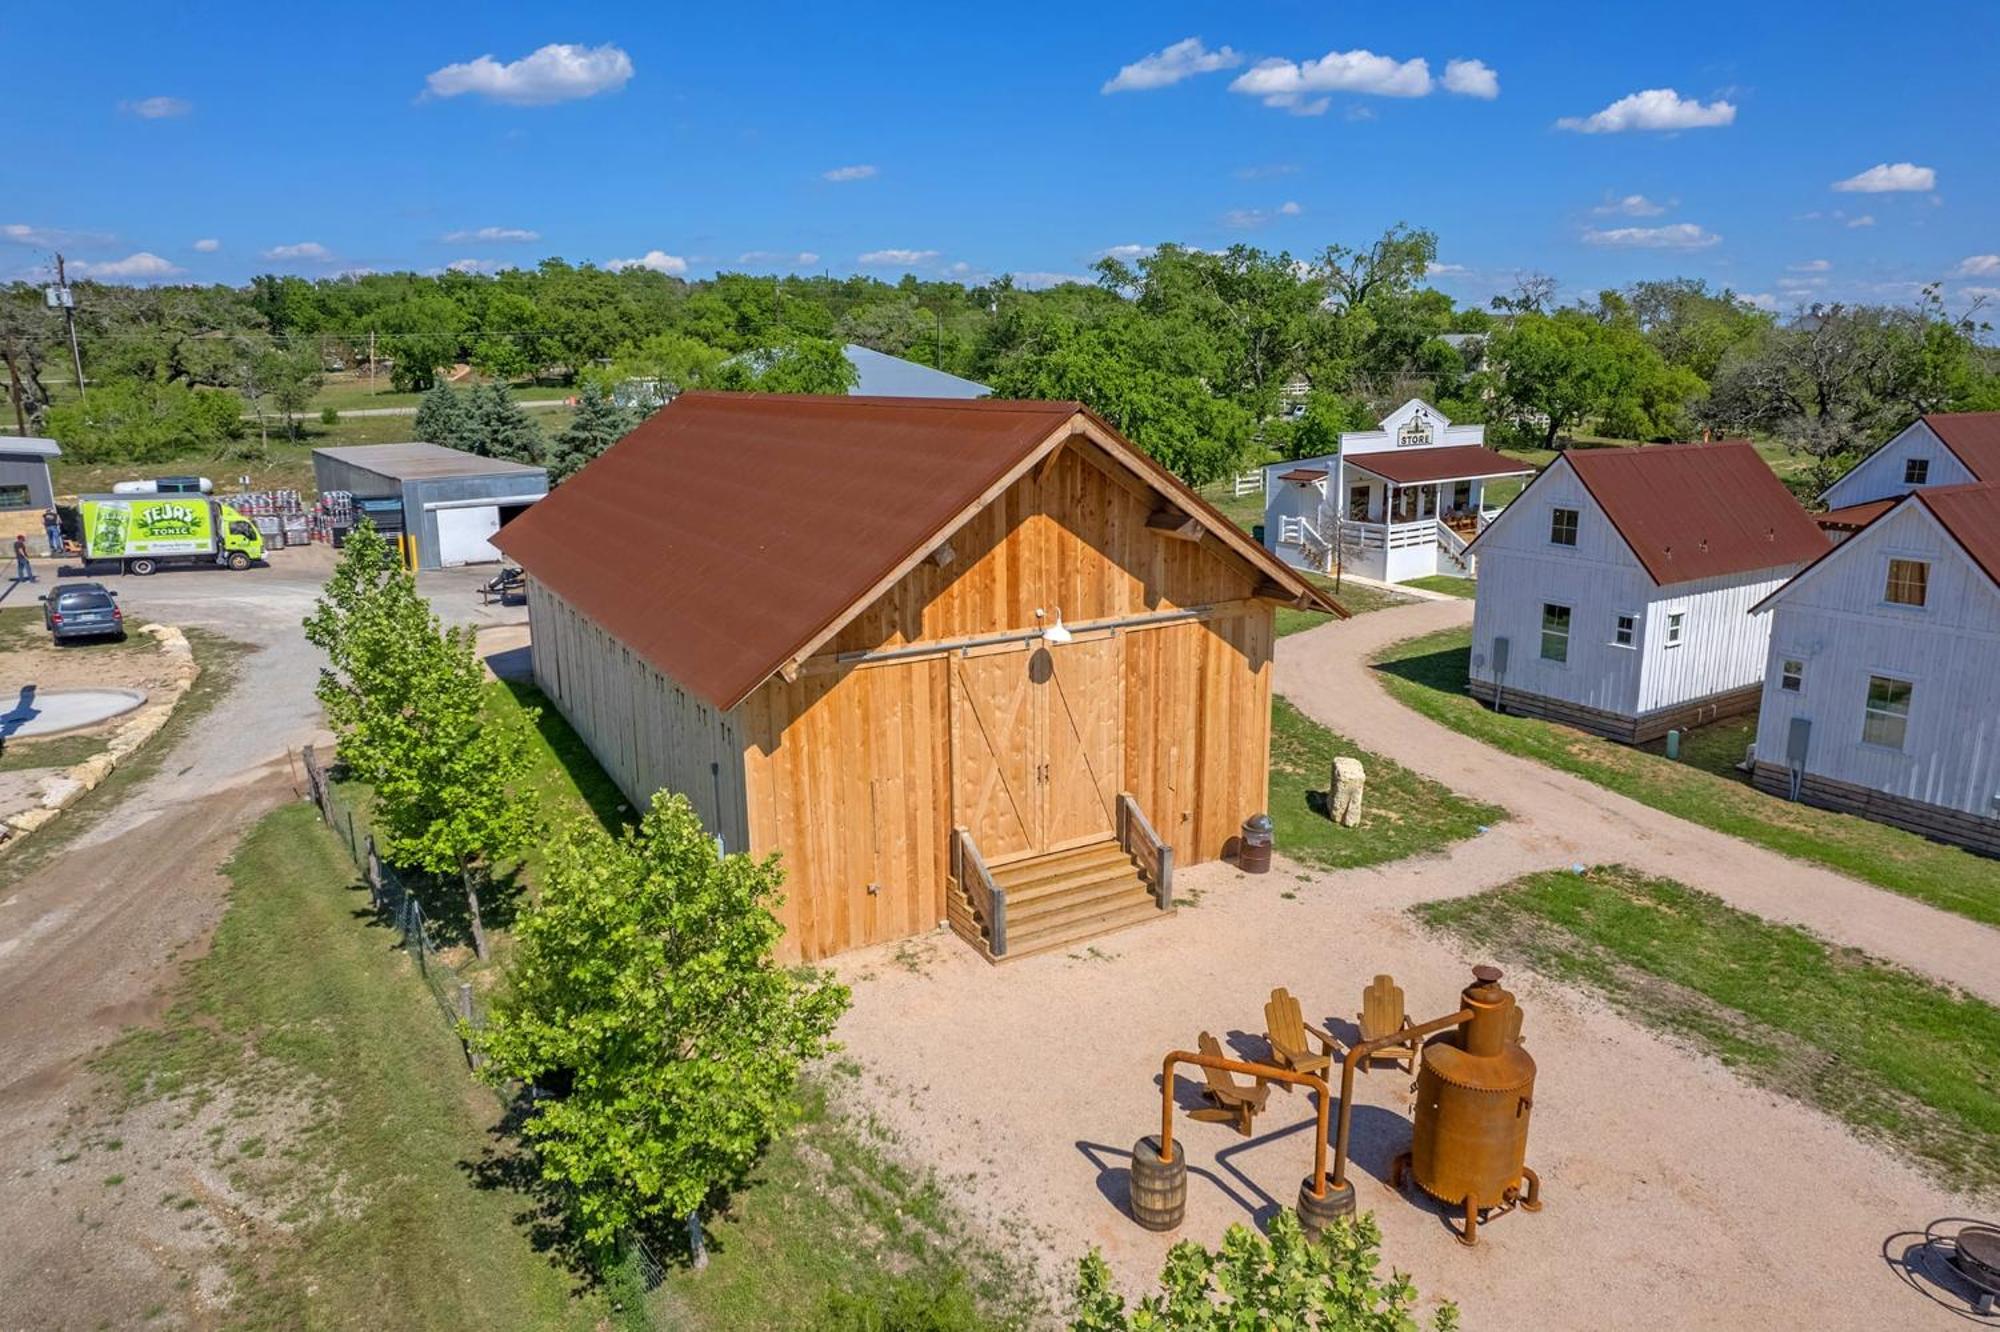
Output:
[42, 507, 61, 557]
[12, 533, 35, 583]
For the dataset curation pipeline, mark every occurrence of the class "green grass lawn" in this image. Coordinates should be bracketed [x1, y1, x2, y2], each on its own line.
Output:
[1268, 696, 1504, 875]
[1415, 865, 2000, 1195]
[1399, 574, 1476, 598]
[95, 803, 609, 1330]
[1372, 627, 2000, 927]
[1276, 572, 1414, 636]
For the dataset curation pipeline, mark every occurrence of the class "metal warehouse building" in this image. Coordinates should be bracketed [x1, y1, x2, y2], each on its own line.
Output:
[0, 436, 61, 514]
[311, 443, 548, 569]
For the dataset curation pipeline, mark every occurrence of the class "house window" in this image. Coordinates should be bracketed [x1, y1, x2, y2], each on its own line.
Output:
[1348, 485, 1371, 522]
[1549, 507, 1579, 547]
[1664, 611, 1686, 647]
[0, 484, 30, 510]
[1540, 603, 1572, 662]
[1613, 612, 1637, 648]
[1885, 558, 1928, 607]
[1904, 458, 1929, 485]
[1451, 481, 1472, 512]
[1779, 658, 1805, 692]
[1862, 675, 1913, 749]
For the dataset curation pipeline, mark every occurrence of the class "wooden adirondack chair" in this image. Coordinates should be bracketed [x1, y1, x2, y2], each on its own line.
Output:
[1190, 1031, 1269, 1137]
[1263, 987, 1338, 1088]
[1357, 974, 1418, 1074]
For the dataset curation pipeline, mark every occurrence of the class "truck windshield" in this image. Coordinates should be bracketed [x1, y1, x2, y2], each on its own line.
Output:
[230, 522, 257, 540]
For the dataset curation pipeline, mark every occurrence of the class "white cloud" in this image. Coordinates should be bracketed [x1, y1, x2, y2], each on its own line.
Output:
[1592, 193, 1667, 217]
[1096, 243, 1153, 261]
[1223, 202, 1303, 228]
[1846, 214, 1876, 228]
[192, 238, 220, 253]
[1230, 49, 1433, 114]
[604, 249, 687, 274]
[1556, 88, 1736, 133]
[858, 248, 939, 266]
[446, 258, 499, 274]
[442, 226, 540, 243]
[1581, 222, 1722, 249]
[262, 241, 333, 261]
[1102, 37, 1242, 94]
[1788, 258, 1832, 272]
[123, 96, 191, 119]
[822, 164, 878, 182]
[1234, 163, 1300, 180]
[1778, 275, 1827, 291]
[1832, 162, 1935, 193]
[1429, 262, 1471, 276]
[68, 251, 184, 280]
[1, 222, 115, 248]
[424, 43, 634, 106]
[1962, 285, 2000, 301]
[1441, 58, 1499, 99]
[1957, 255, 2000, 277]
[1739, 292, 1778, 311]
[737, 250, 821, 267]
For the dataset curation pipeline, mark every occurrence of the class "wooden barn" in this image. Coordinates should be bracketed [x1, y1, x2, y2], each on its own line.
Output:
[493, 393, 1342, 963]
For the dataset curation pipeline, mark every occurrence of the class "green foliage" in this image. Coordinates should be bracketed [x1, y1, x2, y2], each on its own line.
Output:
[547, 381, 637, 483]
[302, 520, 541, 957]
[320, 405, 339, 425]
[413, 381, 470, 448]
[474, 791, 851, 1249]
[1069, 1211, 1457, 1332]
[745, 335, 862, 394]
[1288, 390, 1373, 459]
[466, 382, 546, 463]
[375, 294, 469, 391]
[1479, 310, 1619, 449]
[820, 1273, 987, 1331]
[44, 377, 244, 463]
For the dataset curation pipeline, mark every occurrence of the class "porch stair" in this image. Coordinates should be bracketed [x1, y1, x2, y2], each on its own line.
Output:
[947, 839, 1172, 963]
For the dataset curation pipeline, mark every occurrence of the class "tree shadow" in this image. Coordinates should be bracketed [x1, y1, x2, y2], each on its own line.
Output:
[1368, 644, 1470, 696]
[458, 1090, 603, 1294]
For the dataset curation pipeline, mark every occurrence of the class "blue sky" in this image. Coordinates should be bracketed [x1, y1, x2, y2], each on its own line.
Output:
[7, 0, 1997, 314]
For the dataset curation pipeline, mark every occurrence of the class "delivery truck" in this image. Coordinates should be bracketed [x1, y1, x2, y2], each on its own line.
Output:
[79, 495, 265, 575]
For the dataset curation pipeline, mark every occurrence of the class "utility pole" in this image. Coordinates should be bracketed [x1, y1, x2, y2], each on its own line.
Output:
[368, 329, 376, 395]
[53, 254, 86, 403]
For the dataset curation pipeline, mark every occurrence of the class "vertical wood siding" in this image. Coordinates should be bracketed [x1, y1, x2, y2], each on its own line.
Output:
[525, 579, 750, 850]
[1820, 421, 1974, 508]
[1755, 502, 2000, 819]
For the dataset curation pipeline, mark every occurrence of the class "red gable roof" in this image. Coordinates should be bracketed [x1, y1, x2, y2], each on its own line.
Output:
[1345, 444, 1534, 486]
[1916, 482, 2000, 591]
[494, 392, 1337, 709]
[1922, 412, 2000, 482]
[1562, 441, 1828, 586]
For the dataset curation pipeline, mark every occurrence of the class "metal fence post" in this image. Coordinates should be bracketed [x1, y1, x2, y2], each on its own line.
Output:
[458, 982, 483, 1070]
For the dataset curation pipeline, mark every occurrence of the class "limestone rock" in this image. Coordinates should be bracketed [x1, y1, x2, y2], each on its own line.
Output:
[1330, 756, 1366, 828]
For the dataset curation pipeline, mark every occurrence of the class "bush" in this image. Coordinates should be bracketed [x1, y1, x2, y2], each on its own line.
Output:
[320, 406, 339, 425]
[45, 378, 245, 463]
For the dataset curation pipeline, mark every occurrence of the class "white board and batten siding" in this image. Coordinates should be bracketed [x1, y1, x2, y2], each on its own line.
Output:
[525, 579, 752, 851]
[1755, 501, 2000, 818]
[1469, 459, 1798, 726]
[1820, 419, 1977, 508]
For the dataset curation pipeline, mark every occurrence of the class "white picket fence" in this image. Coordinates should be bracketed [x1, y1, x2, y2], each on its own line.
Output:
[1231, 468, 1265, 498]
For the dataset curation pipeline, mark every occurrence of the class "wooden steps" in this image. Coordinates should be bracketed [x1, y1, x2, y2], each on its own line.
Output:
[948, 839, 1170, 962]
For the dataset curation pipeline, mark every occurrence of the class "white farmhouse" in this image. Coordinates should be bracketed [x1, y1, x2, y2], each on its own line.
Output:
[1260, 399, 1532, 584]
[1750, 482, 2000, 855]
[1464, 441, 1829, 742]
[1817, 411, 2000, 537]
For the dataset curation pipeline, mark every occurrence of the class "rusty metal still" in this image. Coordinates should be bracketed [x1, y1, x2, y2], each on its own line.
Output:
[1391, 965, 1542, 1245]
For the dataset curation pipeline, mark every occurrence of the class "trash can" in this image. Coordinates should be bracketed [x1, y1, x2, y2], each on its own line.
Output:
[1239, 813, 1273, 873]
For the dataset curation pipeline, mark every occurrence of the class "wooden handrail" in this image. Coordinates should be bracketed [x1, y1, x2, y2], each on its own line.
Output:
[952, 826, 1006, 957]
[1159, 1049, 1333, 1199]
[1117, 793, 1173, 909]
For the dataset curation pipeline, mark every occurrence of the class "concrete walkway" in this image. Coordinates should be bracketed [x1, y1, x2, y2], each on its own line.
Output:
[1275, 599, 2000, 1004]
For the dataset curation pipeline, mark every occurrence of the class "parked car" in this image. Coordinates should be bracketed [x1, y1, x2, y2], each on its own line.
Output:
[40, 581, 124, 643]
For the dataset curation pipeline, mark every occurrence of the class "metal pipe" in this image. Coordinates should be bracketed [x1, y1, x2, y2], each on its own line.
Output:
[1330, 1008, 1474, 1188]
[1159, 1050, 1334, 1198]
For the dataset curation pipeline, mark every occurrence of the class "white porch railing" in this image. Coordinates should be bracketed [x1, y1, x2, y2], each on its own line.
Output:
[1277, 514, 1333, 569]
[1435, 520, 1475, 576]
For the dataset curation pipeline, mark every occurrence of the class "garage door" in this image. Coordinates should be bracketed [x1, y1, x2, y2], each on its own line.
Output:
[435, 505, 502, 566]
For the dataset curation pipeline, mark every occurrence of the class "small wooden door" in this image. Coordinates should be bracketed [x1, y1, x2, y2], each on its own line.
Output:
[950, 638, 1123, 863]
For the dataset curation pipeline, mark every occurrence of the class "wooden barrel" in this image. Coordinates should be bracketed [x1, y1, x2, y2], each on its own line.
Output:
[1129, 1135, 1186, 1232]
[1295, 1175, 1355, 1240]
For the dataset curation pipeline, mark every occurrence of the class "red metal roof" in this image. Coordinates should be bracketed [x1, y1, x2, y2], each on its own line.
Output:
[1816, 499, 1896, 532]
[1275, 467, 1329, 483]
[494, 392, 1337, 709]
[1563, 441, 1829, 586]
[1345, 445, 1535, 486]
[1923, 412, 2000, 482]
[1916, 482, 2000, 591]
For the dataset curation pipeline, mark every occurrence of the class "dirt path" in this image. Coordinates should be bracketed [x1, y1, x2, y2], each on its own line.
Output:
[1275, 599, 2000, 1004]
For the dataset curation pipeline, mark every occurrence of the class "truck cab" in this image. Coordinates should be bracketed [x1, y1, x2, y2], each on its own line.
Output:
[219, 506, 265, 569]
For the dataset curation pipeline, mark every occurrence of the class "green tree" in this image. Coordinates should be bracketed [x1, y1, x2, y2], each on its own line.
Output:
[43, 379, 244, 463]
[374, 294, 468, 391]
[302, 521, 540, 959]
[465, 382, 545, 464]
[413, 382, 474, 451]
[260, 341, 325, 440]
[747, 335, 860, 394]
[1070, 1211, 1457, 1332]
[473, 792, 851, 1250]
[1480, 310, 1617, 449]
[546, 380, 636, 482]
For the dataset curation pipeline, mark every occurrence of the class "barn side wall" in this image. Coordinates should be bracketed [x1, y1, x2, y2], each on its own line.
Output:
[524, 578, 751, 851]
[740, 442, 1277, 963]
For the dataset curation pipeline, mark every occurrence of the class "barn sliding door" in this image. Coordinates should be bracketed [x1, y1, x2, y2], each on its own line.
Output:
[949, 638, 1124, 864]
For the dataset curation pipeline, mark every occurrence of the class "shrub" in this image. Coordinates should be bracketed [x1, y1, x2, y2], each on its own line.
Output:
[320, 406, 339, 425]
[45, 378, 245, 464]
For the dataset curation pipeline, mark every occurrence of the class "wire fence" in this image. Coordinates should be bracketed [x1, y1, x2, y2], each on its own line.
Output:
[300, 743, 486, 1068]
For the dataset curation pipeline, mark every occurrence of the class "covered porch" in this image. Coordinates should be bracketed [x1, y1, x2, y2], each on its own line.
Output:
[1340, 446, 1535, 584]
